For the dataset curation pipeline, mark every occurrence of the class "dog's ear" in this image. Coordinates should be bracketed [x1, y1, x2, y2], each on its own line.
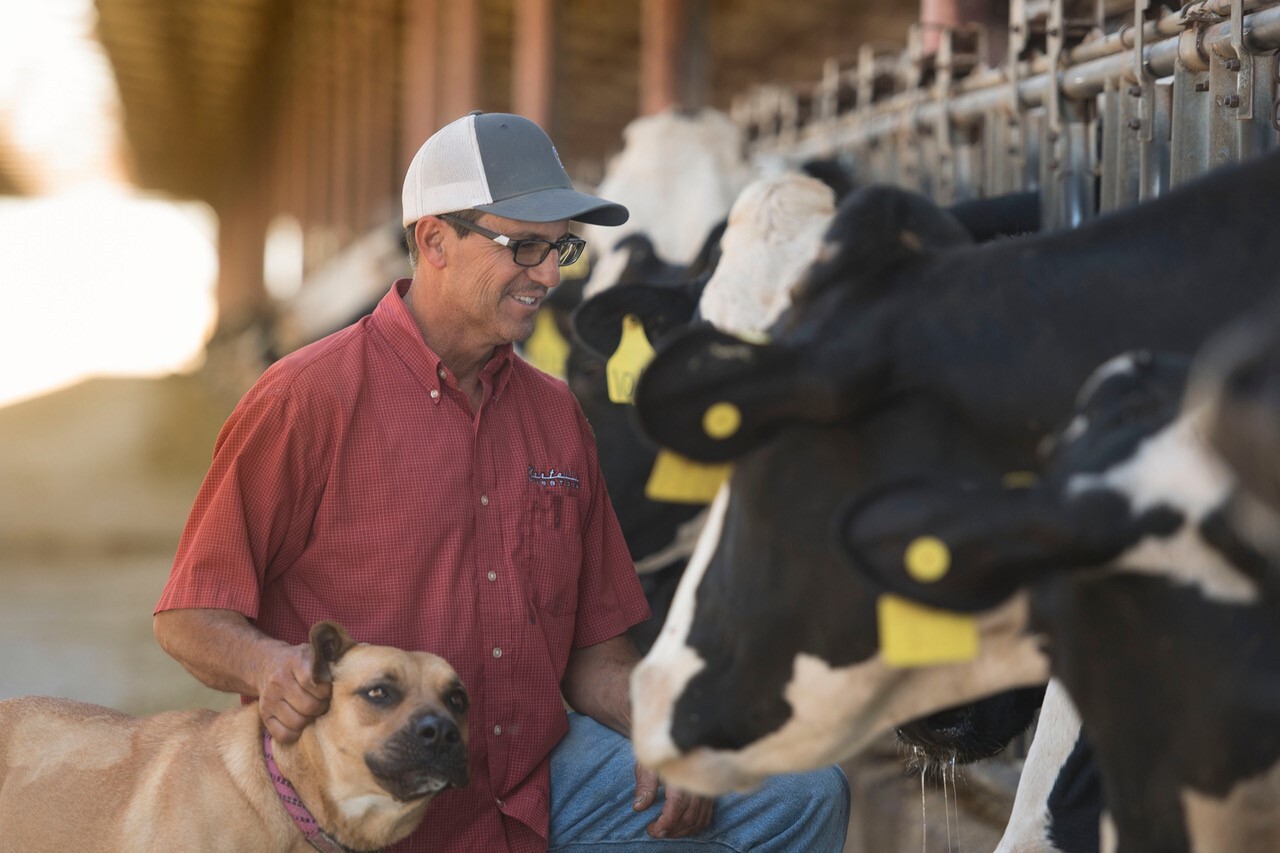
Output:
[309, 621, 359, 684]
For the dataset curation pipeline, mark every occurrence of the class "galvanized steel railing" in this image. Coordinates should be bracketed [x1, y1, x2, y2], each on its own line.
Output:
[732, 0, 1280, 228]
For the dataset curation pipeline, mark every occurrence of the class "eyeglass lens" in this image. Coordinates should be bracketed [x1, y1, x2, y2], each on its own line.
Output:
[513, 239, 585, 268]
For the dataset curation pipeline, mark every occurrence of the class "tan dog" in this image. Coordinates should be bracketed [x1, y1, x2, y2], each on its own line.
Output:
[0, 622, 469, 852]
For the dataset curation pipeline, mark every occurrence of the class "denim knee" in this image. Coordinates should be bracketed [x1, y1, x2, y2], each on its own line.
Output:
[770, 765, 851, 836]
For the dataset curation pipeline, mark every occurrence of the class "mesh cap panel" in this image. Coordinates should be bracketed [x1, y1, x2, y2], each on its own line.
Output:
[401, 115, 492, 226]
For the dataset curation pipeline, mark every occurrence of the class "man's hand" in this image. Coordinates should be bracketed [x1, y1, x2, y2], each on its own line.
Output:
[257, 642, 332, 743]
[154, 609, 332, 743]
[633, 763, 715, 839]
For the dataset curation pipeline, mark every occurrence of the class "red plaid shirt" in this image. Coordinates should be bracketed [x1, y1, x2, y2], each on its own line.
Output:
[158, 280, 648, 852]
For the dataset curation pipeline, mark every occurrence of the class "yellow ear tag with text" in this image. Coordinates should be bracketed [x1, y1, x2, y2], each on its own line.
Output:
[645, 450, 732, 504]
[877, 594, 979, 668]
[522, 310, 570, 378]
[607, 315, 656, 404]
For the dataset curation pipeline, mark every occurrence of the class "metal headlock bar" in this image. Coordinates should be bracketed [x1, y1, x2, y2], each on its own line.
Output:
[732, 0, 1280, 228]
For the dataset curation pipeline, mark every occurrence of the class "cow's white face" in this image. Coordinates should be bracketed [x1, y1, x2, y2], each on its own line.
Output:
[581, 110, 751, 298]
[697, 172, 835, 335]
[630, 462, 1049, 796]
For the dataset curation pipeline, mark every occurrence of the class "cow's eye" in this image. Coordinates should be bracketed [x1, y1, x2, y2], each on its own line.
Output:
[447, 688, 469, 714]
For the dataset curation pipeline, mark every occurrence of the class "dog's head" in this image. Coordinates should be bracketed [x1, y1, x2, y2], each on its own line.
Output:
[308, 622, 470, 806]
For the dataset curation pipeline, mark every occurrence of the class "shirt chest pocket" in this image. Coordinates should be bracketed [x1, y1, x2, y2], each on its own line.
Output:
[519, 487, 583, 616]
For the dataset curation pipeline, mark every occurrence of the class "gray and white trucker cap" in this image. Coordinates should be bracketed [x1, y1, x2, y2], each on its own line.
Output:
[402, 112, 629, 228]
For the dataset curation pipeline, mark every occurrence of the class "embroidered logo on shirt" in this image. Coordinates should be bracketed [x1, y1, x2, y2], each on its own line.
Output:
[528, 465, 581, 489]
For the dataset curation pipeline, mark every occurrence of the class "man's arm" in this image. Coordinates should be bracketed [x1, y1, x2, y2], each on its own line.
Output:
[154, 608, 330, 742]
[562, 634, 714, 839]
[561, 633, 641, 735]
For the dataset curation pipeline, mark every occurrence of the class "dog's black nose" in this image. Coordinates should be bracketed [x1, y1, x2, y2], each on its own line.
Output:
[415, 713, 461, 747]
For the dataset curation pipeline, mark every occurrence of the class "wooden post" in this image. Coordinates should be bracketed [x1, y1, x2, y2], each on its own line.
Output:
[512, 0, 555, 128]
[215, 186, 269, 333]
[440, 0, 481, 120]
[641, 0, 683, 115]
[330, 6, 353, 237]
[401, 0, 440, 175]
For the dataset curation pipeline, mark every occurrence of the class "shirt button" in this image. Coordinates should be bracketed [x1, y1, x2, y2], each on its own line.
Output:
[492, 647, 502, 659]
[438, 368, 446, 380]
[429, 389, 439, 400]
[487, 571, 497, 582]
[493, 724, 502, 736]
[480, 495, 489, 506]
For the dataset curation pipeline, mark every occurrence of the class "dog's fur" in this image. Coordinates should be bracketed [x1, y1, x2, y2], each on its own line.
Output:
[0, 622, 469, 852]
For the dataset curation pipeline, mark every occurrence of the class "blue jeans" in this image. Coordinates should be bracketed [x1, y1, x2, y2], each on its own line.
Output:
[548, 713, 850, 851]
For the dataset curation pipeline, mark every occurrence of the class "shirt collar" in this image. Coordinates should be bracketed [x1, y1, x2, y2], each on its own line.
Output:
[373, 279, 516, 401]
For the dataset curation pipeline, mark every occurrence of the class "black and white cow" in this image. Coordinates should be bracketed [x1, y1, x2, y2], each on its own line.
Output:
[578, 108, 753, 299]
[996, 681, 1100, 853]
[841, 347, 1280, 852]
[627, 149, 1280, 795]
[571, 171, 838, 653]
[595, 177, 1047, 753]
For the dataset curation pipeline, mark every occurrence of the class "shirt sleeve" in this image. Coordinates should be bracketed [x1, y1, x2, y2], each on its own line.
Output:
[568, 401, 652, 649]
[156, 378, 327, 618]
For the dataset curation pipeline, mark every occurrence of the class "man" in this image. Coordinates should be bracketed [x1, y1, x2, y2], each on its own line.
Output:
[155, 111, 848, 852]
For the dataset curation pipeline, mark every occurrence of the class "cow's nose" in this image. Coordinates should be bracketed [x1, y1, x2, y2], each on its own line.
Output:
[415, 712, 461, 746]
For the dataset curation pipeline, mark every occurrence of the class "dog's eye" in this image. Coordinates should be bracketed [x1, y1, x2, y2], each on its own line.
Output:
[447, 688, 469, 714]
[361, 685, 397, 705]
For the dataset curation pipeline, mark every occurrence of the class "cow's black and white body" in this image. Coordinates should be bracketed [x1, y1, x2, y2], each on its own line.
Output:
[628, 151, 1280, 797]
[996, 681, 1100, 853]
[842, 349, 1280, 852]
[570, 172, 837, 652]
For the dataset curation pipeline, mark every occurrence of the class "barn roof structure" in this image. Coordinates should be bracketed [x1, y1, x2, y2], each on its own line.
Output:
[83, 0, 933, 343]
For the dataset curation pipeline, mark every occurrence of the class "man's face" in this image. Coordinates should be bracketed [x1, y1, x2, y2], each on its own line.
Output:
[441, 212, 569, 347]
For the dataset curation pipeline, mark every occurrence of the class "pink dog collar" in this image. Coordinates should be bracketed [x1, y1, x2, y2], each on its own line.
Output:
[263, 730, 374, 853]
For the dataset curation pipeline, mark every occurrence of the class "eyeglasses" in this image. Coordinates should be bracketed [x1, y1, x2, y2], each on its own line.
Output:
[440, 214, 587, 268]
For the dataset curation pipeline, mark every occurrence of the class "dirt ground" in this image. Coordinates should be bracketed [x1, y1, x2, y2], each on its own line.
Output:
[0, 368, 1025, 851]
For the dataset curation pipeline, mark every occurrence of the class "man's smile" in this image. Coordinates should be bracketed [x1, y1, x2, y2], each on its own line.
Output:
[509, 292, 546, 309]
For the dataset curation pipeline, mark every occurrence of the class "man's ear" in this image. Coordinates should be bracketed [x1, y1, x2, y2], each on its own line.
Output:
[416, 216, 449, 270]
[309, 622, 359, 684]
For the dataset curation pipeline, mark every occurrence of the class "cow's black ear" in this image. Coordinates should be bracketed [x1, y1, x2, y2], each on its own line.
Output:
[634, 325, 835, 462]
[837, 479, 1132, 613]
[571, 282, 701, 359]
[309, 622, 359, 684]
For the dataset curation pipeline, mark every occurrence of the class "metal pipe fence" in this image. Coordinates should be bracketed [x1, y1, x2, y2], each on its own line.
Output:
[733, 0, 1280, 228]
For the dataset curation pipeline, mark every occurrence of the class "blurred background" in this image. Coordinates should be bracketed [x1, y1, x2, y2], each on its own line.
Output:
[0, 1, 1015, 848]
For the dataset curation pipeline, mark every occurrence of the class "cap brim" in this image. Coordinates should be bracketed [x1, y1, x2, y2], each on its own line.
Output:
[476, 188, 630, 227]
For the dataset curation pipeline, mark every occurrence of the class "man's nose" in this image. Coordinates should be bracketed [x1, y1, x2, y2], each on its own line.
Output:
[527, 250, 561, 289]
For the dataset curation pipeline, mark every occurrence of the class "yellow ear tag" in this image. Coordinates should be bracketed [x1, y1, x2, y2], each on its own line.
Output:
[877, 594, 979, 668]
[522, 310, 570, 378]
[607, 314, 656, 404]
[645, 450, 732, 504]
[732, 329, 772, 345]
[904, 536, 950, 582]
[702, 402, 742, 439]
[1002, 471, 1039, 489]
